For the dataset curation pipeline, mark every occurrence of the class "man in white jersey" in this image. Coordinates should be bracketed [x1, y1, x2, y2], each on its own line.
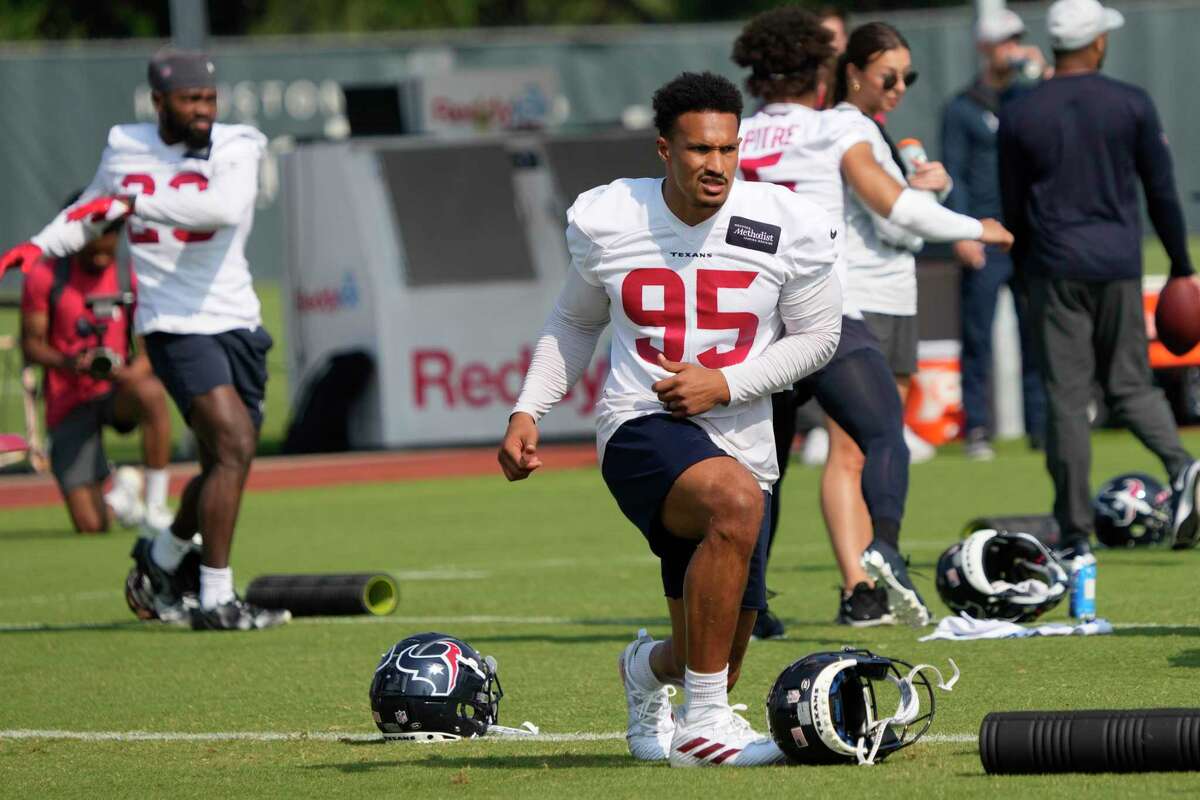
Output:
[0, 49, 288, 631]
[498, 72, 841, 767]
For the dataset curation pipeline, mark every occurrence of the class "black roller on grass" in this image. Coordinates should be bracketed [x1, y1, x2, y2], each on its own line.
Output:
[245, 573, 399, 617]
[979, 709, 1200, 774]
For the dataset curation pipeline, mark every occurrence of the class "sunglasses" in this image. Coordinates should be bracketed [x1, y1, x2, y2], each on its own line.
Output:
[881, 69, 919, 91]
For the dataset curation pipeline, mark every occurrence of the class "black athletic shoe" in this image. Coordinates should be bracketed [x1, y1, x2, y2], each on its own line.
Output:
[860, 540, 932, 627]
[128, 537, 199, 624]
[190, 597, 292, 631]
[751, 606, 786, 640]
[835, 582, 893, 627]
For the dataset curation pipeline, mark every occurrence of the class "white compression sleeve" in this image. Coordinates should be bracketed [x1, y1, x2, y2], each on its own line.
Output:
[29, 168, 108, 257]
[888, 187, 983, 242]
[133, 143, 260, 230]
[511, 268, 610, 421]
[30, 211, 95, 258]
[721, 271, 842, 405]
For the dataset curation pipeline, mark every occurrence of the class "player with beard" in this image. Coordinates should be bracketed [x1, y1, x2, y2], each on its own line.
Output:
[0, 49, 288, 631]
[499, 72, 841, 765]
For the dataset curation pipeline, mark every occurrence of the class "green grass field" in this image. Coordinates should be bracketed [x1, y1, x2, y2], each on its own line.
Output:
[3, 429, 1200, 797]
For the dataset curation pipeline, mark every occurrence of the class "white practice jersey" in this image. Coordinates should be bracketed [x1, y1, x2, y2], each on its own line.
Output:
[738, 102, 871, 320]
[826, 102, 919, 317]
[32, 122, 266, 335]
[513, 178, 842, 486]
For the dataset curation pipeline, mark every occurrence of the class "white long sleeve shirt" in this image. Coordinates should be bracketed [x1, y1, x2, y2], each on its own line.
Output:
[32, 122, 266, 335]
[512, 178, 842, 486]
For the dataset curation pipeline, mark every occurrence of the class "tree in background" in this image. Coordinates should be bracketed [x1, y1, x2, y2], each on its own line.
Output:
[0, 0, 964, 40]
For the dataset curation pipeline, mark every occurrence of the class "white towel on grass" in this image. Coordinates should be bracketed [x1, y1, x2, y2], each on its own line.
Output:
[918, 612, 1113, 641]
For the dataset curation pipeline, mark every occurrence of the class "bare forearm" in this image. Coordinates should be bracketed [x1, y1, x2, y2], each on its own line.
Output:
[22, 338, 72, 371]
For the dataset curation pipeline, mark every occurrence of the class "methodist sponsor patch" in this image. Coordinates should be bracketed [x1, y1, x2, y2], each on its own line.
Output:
[726, 216, 780, 254]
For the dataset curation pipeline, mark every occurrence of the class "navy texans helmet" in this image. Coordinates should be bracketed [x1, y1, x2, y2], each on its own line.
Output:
[766, 648, 956, 765]
[369, 632, 502, 740]
[935, 530, 1068, 622]
[124, 545, 201, 621]
[1093, 472, 1172, 548]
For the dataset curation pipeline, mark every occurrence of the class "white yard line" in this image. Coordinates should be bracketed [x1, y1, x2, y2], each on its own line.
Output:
[0, 590, 115, 608]
[0, 729, 975, 745]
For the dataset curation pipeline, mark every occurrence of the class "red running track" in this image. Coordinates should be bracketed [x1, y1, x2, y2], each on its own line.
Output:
[0, 443, 599, 510]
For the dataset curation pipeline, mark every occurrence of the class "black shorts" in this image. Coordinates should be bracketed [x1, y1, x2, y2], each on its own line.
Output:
[49, 393, 136, 492]
[862, 311, 918, 377]
[144, 327, 273, 429]
[600, 414, 770, 610]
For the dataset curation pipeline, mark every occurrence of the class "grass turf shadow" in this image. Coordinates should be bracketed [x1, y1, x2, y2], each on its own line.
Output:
[1112, 626, 1200, 638]
[0, 528, 81, 541]
[308, 752, 641, 772]
[0, 620, 152, 635]
[1168, 648, 1200, 668]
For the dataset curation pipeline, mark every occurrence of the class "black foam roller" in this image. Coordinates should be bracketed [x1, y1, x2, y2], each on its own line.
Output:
[980, 709, 1200, 774]
[245, 573, 399, 617]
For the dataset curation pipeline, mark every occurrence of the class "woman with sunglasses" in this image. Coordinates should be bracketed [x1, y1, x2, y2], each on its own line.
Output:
[831, 23, 990, 423]
[734, 11, 1012, 631]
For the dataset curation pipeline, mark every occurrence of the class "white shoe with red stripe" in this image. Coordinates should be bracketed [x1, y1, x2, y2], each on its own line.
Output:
[618, 629, 676, 761]
[669, 703, 786, 767]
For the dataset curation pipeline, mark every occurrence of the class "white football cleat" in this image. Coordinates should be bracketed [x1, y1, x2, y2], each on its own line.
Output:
[669, 703, 786, 767]
[618, 629, 675, 762]
[105, 466, 145, 528]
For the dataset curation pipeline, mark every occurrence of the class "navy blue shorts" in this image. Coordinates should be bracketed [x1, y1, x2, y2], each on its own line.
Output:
[600, 414, 770, 610]
[144, 327, 273, 430]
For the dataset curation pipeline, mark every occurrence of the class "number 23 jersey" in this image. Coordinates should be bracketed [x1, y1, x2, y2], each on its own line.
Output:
[569, 177, 839, 485]
[34, 122, 267, 336]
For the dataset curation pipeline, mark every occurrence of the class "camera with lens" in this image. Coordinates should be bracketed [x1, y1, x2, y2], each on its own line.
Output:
[77, 293, 129, 381]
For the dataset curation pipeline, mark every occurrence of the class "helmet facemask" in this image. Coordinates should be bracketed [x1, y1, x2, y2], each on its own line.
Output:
[941, 530, 1069, 621]
[770, 648, 959, 766]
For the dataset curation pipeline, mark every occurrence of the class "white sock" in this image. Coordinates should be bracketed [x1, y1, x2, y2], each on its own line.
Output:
[150, 529, 192, 573]
[684, 666, 729, 716]
[629, 641, 665, 692]
[199, 566, 235, 610]
[145, 469, 169, 510]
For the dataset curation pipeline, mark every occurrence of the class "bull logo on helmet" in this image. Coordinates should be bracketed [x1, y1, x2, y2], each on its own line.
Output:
[1099, 477, 1153, 526]
[386, 639, 486, 697]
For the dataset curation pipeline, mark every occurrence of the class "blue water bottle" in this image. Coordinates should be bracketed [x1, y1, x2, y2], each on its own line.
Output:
[1069, 551, 1097, 621]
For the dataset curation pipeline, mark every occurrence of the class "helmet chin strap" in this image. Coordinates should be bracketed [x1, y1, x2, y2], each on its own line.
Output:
[486, 721, 541, 736]
[854, 659, 960, 766]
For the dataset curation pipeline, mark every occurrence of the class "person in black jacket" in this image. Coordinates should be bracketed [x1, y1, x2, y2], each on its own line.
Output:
[998, 0, 1200, 557]
[942, 9, 1048, 460]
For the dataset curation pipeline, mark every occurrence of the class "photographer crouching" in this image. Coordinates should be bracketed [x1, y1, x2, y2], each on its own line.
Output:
[19, 196, 172, 534]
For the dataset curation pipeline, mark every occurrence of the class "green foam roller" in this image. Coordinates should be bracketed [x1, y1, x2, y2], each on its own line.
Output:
[245, 573, 399, 617]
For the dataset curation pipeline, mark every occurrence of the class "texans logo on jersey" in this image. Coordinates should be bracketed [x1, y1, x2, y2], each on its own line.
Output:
[382, 639, 486, 697]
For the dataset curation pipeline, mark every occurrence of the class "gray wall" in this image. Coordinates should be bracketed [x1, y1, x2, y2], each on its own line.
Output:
[0, 0, 1196, 291]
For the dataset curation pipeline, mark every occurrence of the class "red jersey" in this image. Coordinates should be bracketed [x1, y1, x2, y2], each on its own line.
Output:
[20, 257, 137, 429]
